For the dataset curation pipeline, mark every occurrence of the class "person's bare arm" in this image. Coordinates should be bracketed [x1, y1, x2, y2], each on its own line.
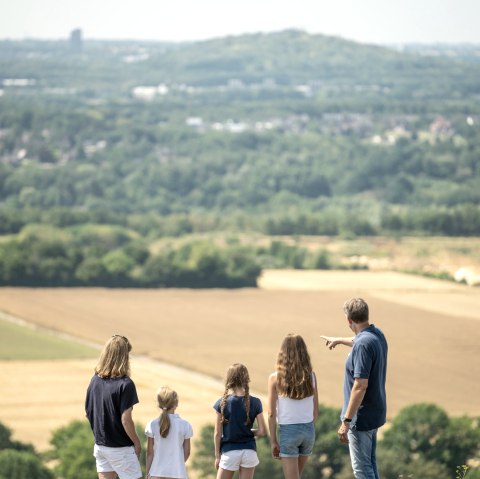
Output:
[337, 378, 368, 443]
[267, 372, 280, 458]
[252, 409, 267, 437]
[320, 335, 355, 349]
[312, 372, 319, 421]
[183, 438, 191, 462]
[214, 412, 222, 470]
[146, 436, 154, 476]
[121, 407, 141, 457]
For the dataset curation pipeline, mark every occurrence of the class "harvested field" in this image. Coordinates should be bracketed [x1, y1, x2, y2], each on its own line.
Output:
[0, 270, 479, 452]
[0, 357, 228, 453]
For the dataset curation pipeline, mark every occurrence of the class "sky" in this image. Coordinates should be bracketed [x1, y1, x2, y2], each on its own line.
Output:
[1, 0, 479, 45]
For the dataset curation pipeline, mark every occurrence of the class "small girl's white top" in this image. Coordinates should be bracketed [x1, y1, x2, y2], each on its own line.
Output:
[145, 413, 193, 479]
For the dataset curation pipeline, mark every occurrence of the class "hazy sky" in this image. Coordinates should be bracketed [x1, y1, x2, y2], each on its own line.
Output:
[1, 0, 479, 45]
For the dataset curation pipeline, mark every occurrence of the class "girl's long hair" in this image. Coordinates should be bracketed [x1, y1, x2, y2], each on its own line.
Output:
[157, 386, 178, 438]
[95, 335, 132, 378]
[220, 363, 251, 426]
[276, 334, 314, 399]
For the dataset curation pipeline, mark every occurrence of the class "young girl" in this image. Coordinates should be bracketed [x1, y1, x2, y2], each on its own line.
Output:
[268, 334, 319, 479]
[214, 363, 267, 479]
[145, 386, 193, 479]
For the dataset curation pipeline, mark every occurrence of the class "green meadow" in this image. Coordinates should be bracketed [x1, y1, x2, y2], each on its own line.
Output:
[0, 318, 98, 360]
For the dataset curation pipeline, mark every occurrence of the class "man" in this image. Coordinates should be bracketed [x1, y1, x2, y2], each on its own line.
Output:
[321, 298, 388, 479]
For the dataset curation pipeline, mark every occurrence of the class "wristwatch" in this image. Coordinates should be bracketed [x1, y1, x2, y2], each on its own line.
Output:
[343, 417, 352, 423]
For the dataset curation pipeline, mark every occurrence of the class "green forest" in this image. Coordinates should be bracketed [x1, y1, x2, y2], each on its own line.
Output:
[1, 31, 479, 286]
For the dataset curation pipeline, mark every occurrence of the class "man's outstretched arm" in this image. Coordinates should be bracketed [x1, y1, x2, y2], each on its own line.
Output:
[320, 335, 355, 350]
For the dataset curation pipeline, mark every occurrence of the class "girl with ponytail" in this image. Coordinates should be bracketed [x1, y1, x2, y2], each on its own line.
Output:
[145, 386, 193, 479]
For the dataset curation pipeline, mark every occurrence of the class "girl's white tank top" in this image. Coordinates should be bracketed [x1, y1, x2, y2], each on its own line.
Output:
[277, 373, 315, 425]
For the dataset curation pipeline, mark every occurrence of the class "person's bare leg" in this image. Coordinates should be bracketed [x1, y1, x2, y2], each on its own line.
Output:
[239, 466, 256, 479]
[298, 455, 309, 477]
[216, 468, 235, 479]
[98, 472, 117, 479]
[281, 457, 301, 479]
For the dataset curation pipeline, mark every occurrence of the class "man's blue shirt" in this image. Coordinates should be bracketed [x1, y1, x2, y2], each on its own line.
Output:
[342, 324, 388, 431]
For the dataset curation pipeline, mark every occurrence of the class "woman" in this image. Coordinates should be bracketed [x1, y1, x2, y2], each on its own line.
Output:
[85, 334, 142, 479]
[268, 334, 319, 479]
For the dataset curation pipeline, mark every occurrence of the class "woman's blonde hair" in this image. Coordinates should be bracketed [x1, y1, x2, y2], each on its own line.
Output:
[220, 363, 251, 426]
[95, 335, 132, 378]
[157, 386, 179, 438]
[276, 334, 314, 399]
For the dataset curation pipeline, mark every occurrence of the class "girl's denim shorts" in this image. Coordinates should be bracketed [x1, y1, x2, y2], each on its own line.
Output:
[279, 421, 315, 457]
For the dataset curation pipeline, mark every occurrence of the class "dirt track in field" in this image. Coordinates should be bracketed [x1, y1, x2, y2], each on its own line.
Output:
[0, 270, 479, 451]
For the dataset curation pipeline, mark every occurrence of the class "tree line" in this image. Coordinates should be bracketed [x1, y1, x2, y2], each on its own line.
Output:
[2, 204, 480, 241]
[0, 223, 347, 288]
[1, 403, 478, 479]
[0, 224, 263, 288]
[4, 208, 480, 287]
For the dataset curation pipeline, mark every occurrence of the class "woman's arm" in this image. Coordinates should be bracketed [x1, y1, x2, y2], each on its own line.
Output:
[183, 438, 191, 462]
[214, 411, 222, 470]
[121, 407, 141, 458]
[146, 436, 154, 476]
[267, 372, 280, 458]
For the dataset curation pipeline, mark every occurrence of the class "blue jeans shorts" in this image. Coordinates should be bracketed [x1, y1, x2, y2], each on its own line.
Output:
[279, 421, 315, 457]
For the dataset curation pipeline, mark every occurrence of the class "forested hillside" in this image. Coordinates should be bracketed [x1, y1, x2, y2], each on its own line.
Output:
[0, 31, 479, 286]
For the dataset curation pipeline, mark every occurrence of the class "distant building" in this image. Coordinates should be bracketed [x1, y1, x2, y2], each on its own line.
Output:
[70, 29, 83, 53]
[429, 116, 454, 137]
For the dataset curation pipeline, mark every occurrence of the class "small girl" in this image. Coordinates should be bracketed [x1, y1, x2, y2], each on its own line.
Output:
[145, 386, 193, 479]
[214, 363, 267, 479]
[268, 334, 319, 479]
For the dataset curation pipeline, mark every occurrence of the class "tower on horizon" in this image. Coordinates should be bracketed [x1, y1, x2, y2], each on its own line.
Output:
[70, 28, 83, 53]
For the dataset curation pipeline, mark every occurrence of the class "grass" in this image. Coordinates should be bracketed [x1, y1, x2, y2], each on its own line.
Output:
[0, 318, 98, 360]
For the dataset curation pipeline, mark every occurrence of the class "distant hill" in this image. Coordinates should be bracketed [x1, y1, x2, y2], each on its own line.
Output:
[1, 30, 479, 104]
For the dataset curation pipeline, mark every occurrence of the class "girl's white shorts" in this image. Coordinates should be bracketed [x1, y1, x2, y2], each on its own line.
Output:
[93, 444, 142, 479]
[219, 449, 259, 471]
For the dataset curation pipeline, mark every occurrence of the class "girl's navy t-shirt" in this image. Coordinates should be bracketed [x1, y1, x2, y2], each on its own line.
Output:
[213, 395, 262, 453]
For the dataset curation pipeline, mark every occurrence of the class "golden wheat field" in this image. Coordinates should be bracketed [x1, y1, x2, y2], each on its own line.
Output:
[0, 270, 479, 452]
